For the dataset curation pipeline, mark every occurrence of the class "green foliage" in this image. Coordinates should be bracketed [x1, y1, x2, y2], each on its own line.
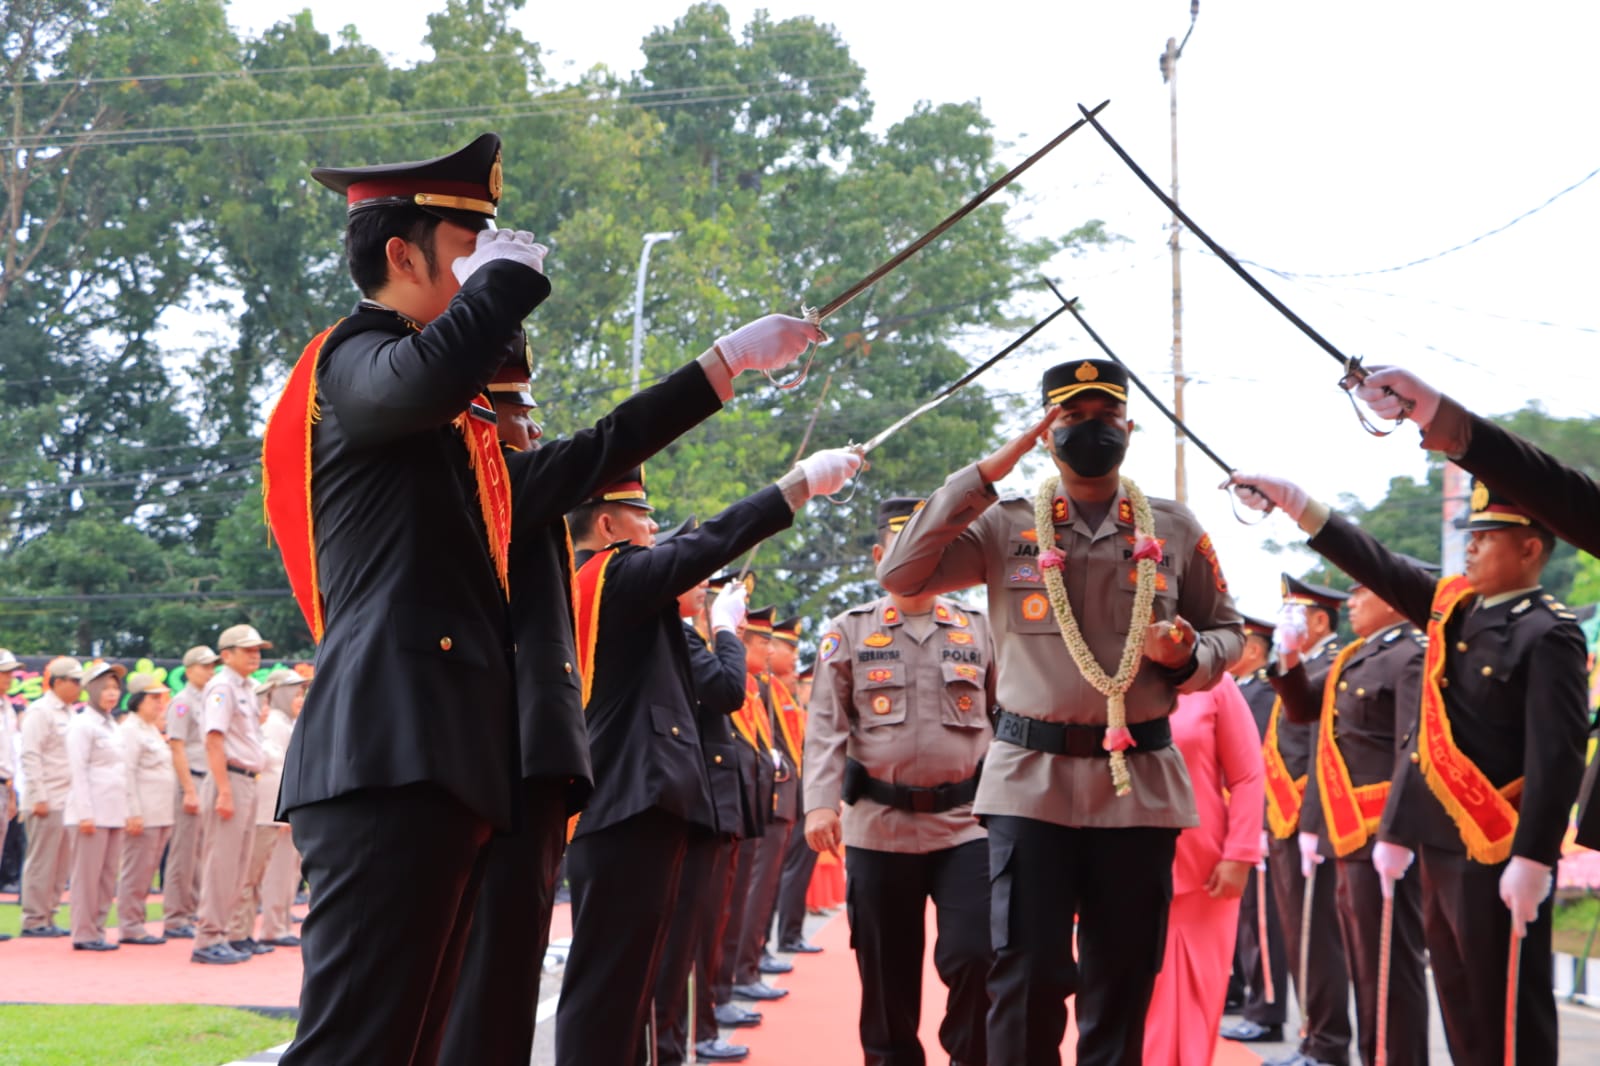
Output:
[0, 3, 1101, 655]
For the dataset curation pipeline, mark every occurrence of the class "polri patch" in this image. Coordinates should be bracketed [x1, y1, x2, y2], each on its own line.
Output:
[818, 633, 841, 662]
[864, 632, 894, 648]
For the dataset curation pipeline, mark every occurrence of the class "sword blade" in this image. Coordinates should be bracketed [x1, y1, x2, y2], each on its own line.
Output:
[1075, 103, 1355, 374]
[1506, 928, 1522, 1065]
[812, 101, 1111, 322]
[1375, 890, 1395, 1066]
[1257, 864, 1276, 1006]
[860, 302, 1071, 454]
[1299, 870, 1315, 1040]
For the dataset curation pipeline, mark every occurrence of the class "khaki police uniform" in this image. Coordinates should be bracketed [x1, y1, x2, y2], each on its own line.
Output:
[66, 697, 129, 946]
[257, 706, 302, 943]
[19, 690, 75, 933]
[119, 712, 177, 940]
[806, 593, 995, 1065]
[230, 691, 295, 945]
[195, 666, 266, 951]
[879, 458, 1242, 1065]
[164, 678, 211, 934]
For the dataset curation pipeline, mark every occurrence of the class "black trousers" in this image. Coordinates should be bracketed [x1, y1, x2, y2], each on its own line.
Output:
[714, 836, 760, 1006]
[1334, 856, 1427, 1066]
[653, 830, 728, 1065]
[1235, 852, 1288, 1027]
[985, 816, 1179, 1066]
[1268, 834, 1352, 1065]
[846, 840, 990, 1066]
[555, 807, 691, 1066]
[1419, 845, 1557, 1066]
[733, 816, 792, 985]
[776, 817, 819, 945]
[281, 784, 493, 1066]
[438, 777, 568, 1065]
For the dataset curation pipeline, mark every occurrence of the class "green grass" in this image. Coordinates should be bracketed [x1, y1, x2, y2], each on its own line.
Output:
[0, 900, 165, 937]
[0, 1004, 293, 1066]
[1554, 893, 1600, 958]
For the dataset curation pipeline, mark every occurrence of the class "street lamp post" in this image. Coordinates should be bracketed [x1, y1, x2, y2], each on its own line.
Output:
[1160, 0, 1199, 505]
[631, 231, 678, 392]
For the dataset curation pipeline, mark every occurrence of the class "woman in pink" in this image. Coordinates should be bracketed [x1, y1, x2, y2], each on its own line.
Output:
[1144, 672, 1266, 1065]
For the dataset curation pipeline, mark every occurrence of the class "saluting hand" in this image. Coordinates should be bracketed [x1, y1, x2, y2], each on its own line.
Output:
[710, 583, 749, 633]
[450, 227, 549, 284]
[804, 808, 843, 858]
[977, 408, 1056, 486]
[1142, 615, 1195, 668]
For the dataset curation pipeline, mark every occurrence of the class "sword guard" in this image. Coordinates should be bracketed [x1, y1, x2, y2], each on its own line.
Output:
[821, 441, 866, 505]
[1338, 357, 1413, 438]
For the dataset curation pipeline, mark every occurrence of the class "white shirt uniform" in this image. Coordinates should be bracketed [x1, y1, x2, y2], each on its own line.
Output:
[122, 715, 178, 827]
[65, 709, 129, 826]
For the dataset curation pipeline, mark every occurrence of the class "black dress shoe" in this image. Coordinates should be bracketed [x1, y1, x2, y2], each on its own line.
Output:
[713, 1003, 763, 1028]
[263, 935, 301, 947]
[731, 981, 789, 1001]
[229, 938, 274, 955]
[164, 925, 196, 939]
[1220, 1019, 1284, 1042]
[21, 925, 69, 938]
[121, 934, 166, 946]
[191, 943, 249, 965]
[72, 940, 119, 951]
[757, 953, 793, 974]
[0, 933, 11, 942]
[779, 938, 822, 954]
[694, 1038, 750, 1062]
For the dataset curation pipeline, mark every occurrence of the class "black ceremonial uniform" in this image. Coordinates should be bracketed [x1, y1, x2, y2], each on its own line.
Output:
[1264, 623, 1352, 1066]
[276, 272, 548, 1064]
[732, 665, 800, 990]
[554, 485, 797, 1066]
[655, 619, 751, 1065]
[1228, 665, 1289, 1035]
[1307, 507, 1589, 1066]
[1275, 619, 1429, 1066]
[441, 360, 729, 1065]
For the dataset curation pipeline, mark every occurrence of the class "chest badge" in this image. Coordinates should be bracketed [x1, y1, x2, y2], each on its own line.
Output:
[866, 668, 895, 683]
[1053, 497, 1069, 523]
[864, 632, 894, 648]
[871, 694, 893, 715]
[954, 664, 980, 682]
[947, 631, 974, 646]
[1118, 498, 1134, 525]
[1020, 592, 1050, 622]
[957, 694, 974, 712]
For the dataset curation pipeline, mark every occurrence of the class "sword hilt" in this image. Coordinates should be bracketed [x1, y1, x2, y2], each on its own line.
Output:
[1338, 356, 1415, 438]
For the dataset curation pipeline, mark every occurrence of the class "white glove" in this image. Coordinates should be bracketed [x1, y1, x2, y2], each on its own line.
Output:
[1298, 831, 1324, 879]
[714, 314, 824, 376]
[1258, 830, 1270, 871]
[710, 583, 748, 634]
[770, 748, 784, 771]
[1357, 367, 1441, 429]
[1223, 473, 1310, 522]
[1499, 856, 1553, 939]
[796, 448, 863, 498]
[1372, 841, 1415, 900]
[451, 228, 549, 284]
[1274, 604, 1309, 658]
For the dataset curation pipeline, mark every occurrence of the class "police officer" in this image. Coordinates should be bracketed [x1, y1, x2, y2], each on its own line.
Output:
[118, 672, 176, 945]
[1263, 577, 1352, 1066]
[1222, 617, 1290, 1043]
[192, 625, 270, 966]
[163, 645, 217, 939]
[654, 544, 756, 1065]
[806, 496, 997, 1066]
[1232, 474, 1589, 1066]
[18, 657, 83, 938]
[556, 450, 860, 1066]
[1272, 566, 1433, 1066]
[880, 360, 1244, 1065]
[771, 617, 823, 956]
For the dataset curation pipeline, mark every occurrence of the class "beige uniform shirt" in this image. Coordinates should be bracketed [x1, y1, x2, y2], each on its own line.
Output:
[878, 461, 1244, 830]
[121, 715, 177, 826]
[202, 669, 265, 774]
[166, 682, 207, 773]
[805, 596, 995, 853]
[20, 692, 74, 811]
[0, 700, 16, 783]
[65, 708, 129, 826]
[258, 709, 295, 826]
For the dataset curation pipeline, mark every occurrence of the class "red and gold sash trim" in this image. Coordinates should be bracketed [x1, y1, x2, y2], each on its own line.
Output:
[1263, 696, 1306, 839]
[769, 675, 805, 771]
[1418, 574, 1524, 864]
[1315, 638, 1393, 856]
[262, 325, 339, 642]
[735, 675, 774, 751]
[456, 394, 512, 602]
[573, 548, 618, 709]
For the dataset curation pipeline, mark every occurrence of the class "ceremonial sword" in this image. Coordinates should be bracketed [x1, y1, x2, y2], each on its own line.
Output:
[769, 101, 1112, 388]
[1506, 928, 1522, 1065]
[1073, 104, 1413, 436]
[1300, 873, 1315, 1040]
[1258, 864, 1276, 1005]
[1375, 891, 1394, 1066]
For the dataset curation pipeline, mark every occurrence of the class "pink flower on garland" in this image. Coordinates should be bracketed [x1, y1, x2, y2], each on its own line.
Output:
[1131, 532, 1164, 564]
[1039, 547, 1067, 572]
[1102, 726, 1137, 752]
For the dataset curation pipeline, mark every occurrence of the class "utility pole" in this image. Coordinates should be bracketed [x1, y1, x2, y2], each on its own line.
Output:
[631, 231, 678, 393]
[1160, 1, 1199, 505]
[1441, 461, 1469, 574]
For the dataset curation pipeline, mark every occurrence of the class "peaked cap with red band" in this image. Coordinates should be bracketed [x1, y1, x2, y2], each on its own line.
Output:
[582, 465, 653, 511]
[487, 329, 537, 408]
[312, 132, 503, 228]
[1456, 477, 1545, 532]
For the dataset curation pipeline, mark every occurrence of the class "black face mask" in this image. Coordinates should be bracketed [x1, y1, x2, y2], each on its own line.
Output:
[1052, 420, 1128, 478]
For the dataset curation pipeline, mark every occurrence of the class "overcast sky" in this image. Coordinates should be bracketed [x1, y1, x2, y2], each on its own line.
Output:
[229, 1, 1599, 616]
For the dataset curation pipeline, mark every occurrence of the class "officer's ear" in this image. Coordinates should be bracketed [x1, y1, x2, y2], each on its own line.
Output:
[871, 542, 885, 566]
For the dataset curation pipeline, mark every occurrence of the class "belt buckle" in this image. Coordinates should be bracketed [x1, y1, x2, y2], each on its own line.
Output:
[1000, 712, 1029, 749]
[908, 789, 937, 814]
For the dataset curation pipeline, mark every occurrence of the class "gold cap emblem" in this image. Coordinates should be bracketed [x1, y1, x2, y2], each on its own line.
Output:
[488, 149, 504, 201]
[1470, 481, 1489, 512]
[1075, 361, 1099, 382]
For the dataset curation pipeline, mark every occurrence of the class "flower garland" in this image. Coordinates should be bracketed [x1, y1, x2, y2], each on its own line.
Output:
[1033, 475, 1159, 796]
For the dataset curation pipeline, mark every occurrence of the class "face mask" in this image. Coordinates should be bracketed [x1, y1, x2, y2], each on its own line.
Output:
[1052, 420, 1127, 478]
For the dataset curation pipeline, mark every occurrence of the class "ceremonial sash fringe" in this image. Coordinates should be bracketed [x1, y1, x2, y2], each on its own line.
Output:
[566, 547, 617, 843]
[1315, 639, 1391, 857]
[1262, 697, 1306, 839]
[769, 675, 805, 772]
[1417, 575, 1524, 864]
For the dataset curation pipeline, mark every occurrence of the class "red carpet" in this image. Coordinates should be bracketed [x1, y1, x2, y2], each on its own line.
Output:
[736, 905, 1263, 1064]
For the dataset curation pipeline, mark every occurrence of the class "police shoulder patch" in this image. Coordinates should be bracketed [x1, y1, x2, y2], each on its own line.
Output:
[818, 633, 842, 662]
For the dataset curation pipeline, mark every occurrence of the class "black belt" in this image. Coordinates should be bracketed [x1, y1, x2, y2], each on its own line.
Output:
[994, 709, 1172, 757]
[225, 764, 258, 779]
[189, 769, 207, 778]
[841, 758, 981, 814]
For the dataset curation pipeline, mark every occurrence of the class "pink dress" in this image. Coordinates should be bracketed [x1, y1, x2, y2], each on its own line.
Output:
[1144, 674, 1267, 1065]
